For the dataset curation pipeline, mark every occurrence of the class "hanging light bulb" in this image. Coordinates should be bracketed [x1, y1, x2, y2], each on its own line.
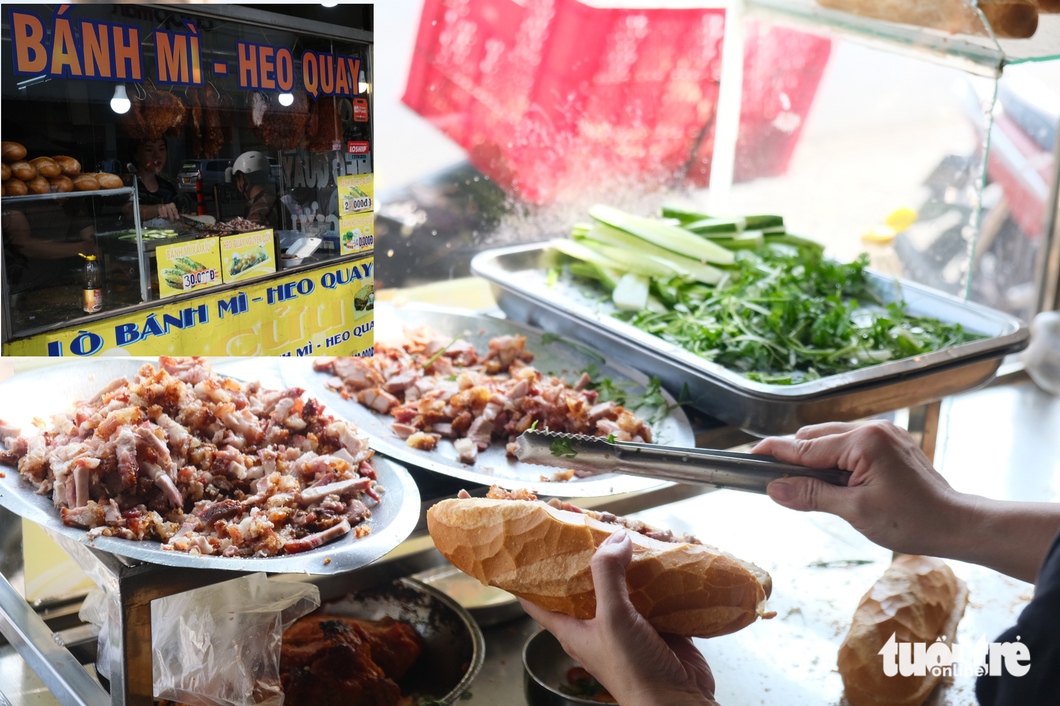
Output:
[322, 1, 339, 6]
[110, 84, 131, 114]
[278, 92, 294, 107]
[358, 70, 369, 94]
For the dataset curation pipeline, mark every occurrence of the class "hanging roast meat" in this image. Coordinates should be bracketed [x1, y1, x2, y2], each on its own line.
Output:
[186, 87, 204, 157]
[305, 97, 341, 153]
[202, 86, 226, 158]
[121, 85, 186, 141]
[247, 91, 311, 150]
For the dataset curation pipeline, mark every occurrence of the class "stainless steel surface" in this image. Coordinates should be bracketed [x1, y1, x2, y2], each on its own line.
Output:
[472, 242, 1029, 434]
[0, 572, 108, 706]
[313, 577, 484, 704]
[523, 629, 603, 706]
[286, 302, 695, 497]
[0, 359, 421, 575]
[515, 430, 852, 494]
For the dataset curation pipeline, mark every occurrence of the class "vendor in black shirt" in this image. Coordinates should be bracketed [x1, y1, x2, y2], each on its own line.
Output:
[519, 421, 1060, 706]
[122, 138, 191, 223]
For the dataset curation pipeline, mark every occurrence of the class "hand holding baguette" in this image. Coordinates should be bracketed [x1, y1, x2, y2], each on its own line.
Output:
[520, 531, 721, 706]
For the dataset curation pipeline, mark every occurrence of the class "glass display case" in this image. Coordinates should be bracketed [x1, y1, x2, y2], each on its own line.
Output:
[2, 3, 376, 356]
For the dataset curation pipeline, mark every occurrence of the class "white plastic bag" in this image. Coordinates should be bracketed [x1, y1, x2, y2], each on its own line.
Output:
[151, 573, 320, 706]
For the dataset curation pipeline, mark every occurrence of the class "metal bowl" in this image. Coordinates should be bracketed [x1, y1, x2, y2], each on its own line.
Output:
[318, 577, 485, 704]
[412, 564, 526, 627]
[524, 629, 614, 706]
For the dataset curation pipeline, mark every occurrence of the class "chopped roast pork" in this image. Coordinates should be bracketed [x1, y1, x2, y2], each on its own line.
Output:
[0, 359, 381, 558]
[315, 327, 653, 475]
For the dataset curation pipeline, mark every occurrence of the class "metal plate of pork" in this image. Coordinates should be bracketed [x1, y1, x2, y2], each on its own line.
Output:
[0, 359, 420, 574]
[285, 303, 695, 497]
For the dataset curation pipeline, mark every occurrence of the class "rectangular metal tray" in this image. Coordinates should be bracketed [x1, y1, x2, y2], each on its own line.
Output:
[471, 243, 1030, 435]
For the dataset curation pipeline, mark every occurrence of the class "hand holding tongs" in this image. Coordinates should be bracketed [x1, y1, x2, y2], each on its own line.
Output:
[514, 429, 851, 495]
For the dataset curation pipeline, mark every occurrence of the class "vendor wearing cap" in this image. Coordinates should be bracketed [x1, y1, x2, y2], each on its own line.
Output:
[228, 151, 279, 230]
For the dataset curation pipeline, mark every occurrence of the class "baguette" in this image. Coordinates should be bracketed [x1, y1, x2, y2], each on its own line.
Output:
[52, 155, 81, 176]
[26, 174, 50, 194]
[72, 174, 100, 192]
[427, 489, 774, 638]
[2, 141, 27, 163]
[93, 172, 124, 190]
[49, 175, 74, 193]
[10, 161, 35, 181]
[29, 157, 60, 178]
[3, 179, 27, 196]
[838, 555, 969, 706]
[816, 0, 1038, 38]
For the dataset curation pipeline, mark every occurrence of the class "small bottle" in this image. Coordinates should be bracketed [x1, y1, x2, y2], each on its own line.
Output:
[80, 253, 103, 313]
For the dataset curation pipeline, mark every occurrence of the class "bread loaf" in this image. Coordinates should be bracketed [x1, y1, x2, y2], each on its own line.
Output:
[52, 155, 81, 176]
[2, 141, 27, 163]
[3, 179, 28, 196]
[93, 172, 124, 190]
[428, 495, 774, 638]
[1, 163, 9, 181]
[10, 161, 35, 181]
[838, 555, 969, 706]
[72, 174, 100, 192]
[29, 157, 60, 179]
[816, 0, 1038, 38]
[49, 175, 74, 193]
[26, 174, 50, 194]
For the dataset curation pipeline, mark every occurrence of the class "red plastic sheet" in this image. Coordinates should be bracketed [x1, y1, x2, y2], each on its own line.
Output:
[404, 0, 831, 204]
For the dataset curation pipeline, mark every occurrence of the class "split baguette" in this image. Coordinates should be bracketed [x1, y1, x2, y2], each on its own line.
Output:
[816, 0, 1038, 38]
[427, 495, 774, 638]
[838, 555, 969, 706]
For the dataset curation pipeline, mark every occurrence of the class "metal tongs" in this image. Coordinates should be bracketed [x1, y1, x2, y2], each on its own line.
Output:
[514, 429, 851, 495]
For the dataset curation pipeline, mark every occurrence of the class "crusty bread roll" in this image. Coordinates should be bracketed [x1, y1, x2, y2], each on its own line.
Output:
[52, 155, 81, 177]
[72, 174, 100, 192]
[428, 494, 774, 638]
[29, 157, 60, 178]
[3, 179, 27, 196]
[49, 175, 74, 193]
[93, 172, 124, 190]
[838, 555, 969, 706]
[1, 163, 9, 181]
[1036, 0, 1060, 13]
[26, 174, 50, 194]
[816, 0, 1038, 38]
[2, 141, 27, 163]
[10, 161, 35, 181]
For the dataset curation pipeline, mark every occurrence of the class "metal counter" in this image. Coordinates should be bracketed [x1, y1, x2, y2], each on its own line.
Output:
[2, 370, 1053, 706]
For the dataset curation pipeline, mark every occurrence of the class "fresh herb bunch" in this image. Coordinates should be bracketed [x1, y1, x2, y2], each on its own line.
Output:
[612, 247, 981, 385]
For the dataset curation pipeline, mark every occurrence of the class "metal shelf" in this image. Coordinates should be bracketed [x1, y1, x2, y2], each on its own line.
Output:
[0, 187, 135, 203]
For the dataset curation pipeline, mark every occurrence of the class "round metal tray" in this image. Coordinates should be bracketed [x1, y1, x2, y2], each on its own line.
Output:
[0, 359, 420, 574]
[285, 303, 694, 497]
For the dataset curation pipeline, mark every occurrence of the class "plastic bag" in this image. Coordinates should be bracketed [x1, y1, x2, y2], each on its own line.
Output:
[152, 573, 320, 706]
[78, 586, 118, 681]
